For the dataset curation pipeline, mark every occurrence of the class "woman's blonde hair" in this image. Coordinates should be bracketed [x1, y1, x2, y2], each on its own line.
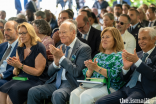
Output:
[0, 30, 4, 44]
[99, 27, 124, 53]
[18, 22, 41, 47]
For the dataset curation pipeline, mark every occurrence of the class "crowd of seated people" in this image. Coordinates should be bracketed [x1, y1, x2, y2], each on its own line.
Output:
[0, 1, 156, 104]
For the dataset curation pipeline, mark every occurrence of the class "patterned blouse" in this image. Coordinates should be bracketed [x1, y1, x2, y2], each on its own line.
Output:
[82, 52, 125, 91]
[42, 36, 54, 50]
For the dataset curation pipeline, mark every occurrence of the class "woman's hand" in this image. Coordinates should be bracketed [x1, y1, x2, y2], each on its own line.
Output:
[7, 57, 22, 69]
[13, 68, 20, 76]
[84, 58, 99, 72]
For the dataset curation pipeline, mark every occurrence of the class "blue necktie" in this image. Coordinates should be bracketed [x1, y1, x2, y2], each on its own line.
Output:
[83, 34, 87, 40]
[126, 53, 149, 88]
[148, 22, 153, 27]
[55, 46, 70, 89]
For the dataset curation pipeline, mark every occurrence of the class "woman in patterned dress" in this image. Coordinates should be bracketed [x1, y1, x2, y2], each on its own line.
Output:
[70, 27, 125, 104]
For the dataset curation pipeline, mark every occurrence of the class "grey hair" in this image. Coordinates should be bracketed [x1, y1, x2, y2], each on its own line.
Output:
[34, 11, 46, 19]
[103, 13, 114, 20]
[139, 27, 156, 39]
[17, 13, 26, 20]
[61, 19, 77, 34]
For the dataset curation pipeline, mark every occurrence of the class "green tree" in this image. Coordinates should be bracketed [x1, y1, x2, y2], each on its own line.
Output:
[108, 0, 156, 7]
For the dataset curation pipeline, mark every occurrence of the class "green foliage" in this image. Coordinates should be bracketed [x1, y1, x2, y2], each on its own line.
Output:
[108, 0, 156, 7]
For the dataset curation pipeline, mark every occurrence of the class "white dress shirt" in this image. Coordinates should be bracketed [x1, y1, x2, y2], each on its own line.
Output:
[0, 39, 18, 77]
[53, 37, 77, 80]
[122, 46, 155, 82]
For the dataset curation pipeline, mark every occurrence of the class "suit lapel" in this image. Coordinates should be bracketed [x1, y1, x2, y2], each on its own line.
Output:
[69, 39, 81, 60]
[148, 47, 156, 62]
[87, 26, 94, 44]
[0, 43, 8, 60]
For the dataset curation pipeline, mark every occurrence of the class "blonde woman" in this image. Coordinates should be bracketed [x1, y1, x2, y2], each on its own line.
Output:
[70, 27, 125, 104]
[0, 30, 4, 44]
[0, 22, 49, 104]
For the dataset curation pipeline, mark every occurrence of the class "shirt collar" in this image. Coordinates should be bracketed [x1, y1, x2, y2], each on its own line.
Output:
[143, 46, 155, 56]
[8, 39, 18, 48]
[48, 19, 52, 24]
[66, 37, 77, 49]
[132, 22, 139, 29]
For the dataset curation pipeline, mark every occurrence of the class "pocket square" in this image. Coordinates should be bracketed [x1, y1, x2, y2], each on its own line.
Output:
[71, 55, 76, 61]
[146, 58, 152, 64]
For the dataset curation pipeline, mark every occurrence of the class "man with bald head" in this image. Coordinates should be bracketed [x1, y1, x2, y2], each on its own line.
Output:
[0, 21, 18, 86]
[76, 14, 101, 58]
[27, 19, 91, 104]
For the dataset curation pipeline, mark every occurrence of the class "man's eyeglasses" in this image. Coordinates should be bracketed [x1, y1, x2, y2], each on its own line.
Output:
[78, 23, 86, 30]
[0, 26, 3, 29]
[116, 21, 128, 25]
[18, 32, 28, 36]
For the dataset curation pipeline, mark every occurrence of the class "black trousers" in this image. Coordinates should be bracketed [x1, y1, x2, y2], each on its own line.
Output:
[95, 82, 147, 104]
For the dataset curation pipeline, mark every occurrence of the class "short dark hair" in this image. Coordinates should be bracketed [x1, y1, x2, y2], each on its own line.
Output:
[114, 4, 122, 10]
[120, 14, 131, 23]
[91, 12, 98, 23]
[35, 11, 46, 19]
[128, 8, 139, 16]
[80, 9, 92, 18]
[60, 10, 73, 19]
[123, 4, 130, 9]
[149, 7, 156, 14]
[66, 9, 74, 17]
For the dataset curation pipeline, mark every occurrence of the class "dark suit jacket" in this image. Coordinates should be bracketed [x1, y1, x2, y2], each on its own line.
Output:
[113, 1, 127, 7]
[78, 26, 101, 58]
[50, 18, 58, 32]
[148, 21, 156, 27]
[121, 47, 156, 98]
[25, 1, 36, 12]
[46, 39, 91, 90]
[0, 42, 18, 80]
[140, 20, 149, 27]
[128, 22, 143, 52]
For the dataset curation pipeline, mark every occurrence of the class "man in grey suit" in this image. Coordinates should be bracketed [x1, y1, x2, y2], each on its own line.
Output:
[27, 19, 91, 104]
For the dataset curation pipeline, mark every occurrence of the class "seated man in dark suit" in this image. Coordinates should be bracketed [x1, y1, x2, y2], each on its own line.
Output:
[113, 0, 127, 7]
[76, 14, 101, 58]
[127, 8, 144, 52]
[44, 10, 58, 32]
[96, 27, 156, 104]
[146, 7, 156, 27]
[0, 21, 18, 86]
[27, 19, 91, 104]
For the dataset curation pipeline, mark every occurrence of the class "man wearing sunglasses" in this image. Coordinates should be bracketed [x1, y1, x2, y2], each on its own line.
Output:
[127, 8, 143, 52]
[116, 14, 136, 54]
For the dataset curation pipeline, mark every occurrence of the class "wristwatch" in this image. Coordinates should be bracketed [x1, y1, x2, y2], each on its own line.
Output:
[20, 64, 24, 69]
